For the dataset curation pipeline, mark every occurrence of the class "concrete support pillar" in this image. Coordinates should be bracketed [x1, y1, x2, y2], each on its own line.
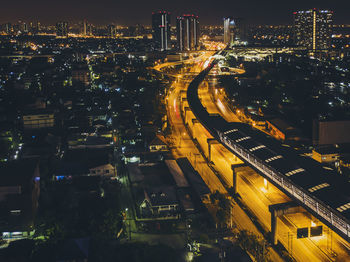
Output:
[271, 210, 278, 245]
[184, 107, 190, 123]
[233, 167, 237, 195]
[268, 202, 303, 246]
[231, 164, 245, 195]
[181, 98, 188, 112]
[207, 138, 219, 162]
[192, 119, 199, 139]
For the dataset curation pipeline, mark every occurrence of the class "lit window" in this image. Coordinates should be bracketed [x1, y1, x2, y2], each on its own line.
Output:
[10, 210, 21, 215]
[337, 202, 350, 212]
[224, 129, 238, 135]
[265, 155, 283, 163]
[249, 145, 266, 152]
[308, 183, 330, 193]
[285, 168, 305, 177]
[235, 136, 251, 143]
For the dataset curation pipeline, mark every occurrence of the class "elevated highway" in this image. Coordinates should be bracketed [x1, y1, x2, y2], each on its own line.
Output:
[186, 61, 350, 245]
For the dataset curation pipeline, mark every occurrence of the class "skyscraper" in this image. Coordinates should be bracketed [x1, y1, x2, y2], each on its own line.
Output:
[152, 11, 171, 51]
[83, 20, 87, 36]
[107, 25, 116, 38]
[176, 14, 199, 51]
[293, 9, 333, 51]
[223, 17, 247, 46]
[5, 23, 12, 35]
[56, 22, 68, 37]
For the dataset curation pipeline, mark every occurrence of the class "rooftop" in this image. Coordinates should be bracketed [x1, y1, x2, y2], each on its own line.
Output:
[0, 158, 39, 187]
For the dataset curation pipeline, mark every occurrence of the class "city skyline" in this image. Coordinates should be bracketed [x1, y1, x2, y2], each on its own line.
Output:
[1, 0, 350, 25]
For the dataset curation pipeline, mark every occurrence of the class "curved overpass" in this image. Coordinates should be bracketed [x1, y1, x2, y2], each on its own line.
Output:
[187, 61, 350, 244]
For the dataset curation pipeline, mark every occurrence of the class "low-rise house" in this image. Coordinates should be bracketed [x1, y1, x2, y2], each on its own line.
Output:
[312, 146, 340, 164]
[89, 164, 115, 177]
[266, 118, 304, 142]
[140, 187, 179, 219]
[72, 63, 91, 86]
[68, 136, 113, 149]
[0, 158, 40, 240]
[249, 114, 266, 127]
[22, 109, 55, 130]
[127, 161, 181, 220]
[55, 149, 115, 180]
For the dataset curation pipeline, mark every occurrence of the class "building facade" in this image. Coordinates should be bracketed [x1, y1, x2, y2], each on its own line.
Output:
[22, 110, 55, 130]
[293, 9, 333, 51]
[176, 14, 199, 51]
[152, 11, 171, 51]
[223, 17, 247, 46]
[107, 25, 116, 38]
[56, 21, 68, 37]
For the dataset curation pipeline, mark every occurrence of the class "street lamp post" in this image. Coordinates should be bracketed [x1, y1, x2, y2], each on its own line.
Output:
[124, 208, 131, 241]
[287, 232, 294, 257]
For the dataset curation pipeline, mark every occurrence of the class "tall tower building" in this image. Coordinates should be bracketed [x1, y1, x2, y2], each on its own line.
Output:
[5, 23, 12, 35]
[223, 17, 247, 46]
[176, 14, 199, 51]
[19, 22, 28, 34]
[56, 22, 68, 37]
[107, 25, 116, 38]
[83, 20, 87, 36]
[293, 9, 333, 51]
[152, 11, 171, 51]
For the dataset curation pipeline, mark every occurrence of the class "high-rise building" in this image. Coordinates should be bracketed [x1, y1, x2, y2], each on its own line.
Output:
[83, 20, 87, 36]
[86, 23, 93, 36]
[5, 23, 12, 35]
[176, 14, 199, 51]
[19, 22, 28, 34]
[293, 9, 333, 51]
[152, 11, 171, 51]
[56, 22, 68, 37]
[223, 17, 233, 44]
[107, 25, 116, 38]
[223, 17, 247, 46]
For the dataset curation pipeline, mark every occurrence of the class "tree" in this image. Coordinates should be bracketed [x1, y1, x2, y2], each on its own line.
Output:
[96, 209, 123, 240]
[210, 190, 220, 204]
[227, 186, 236, 197]
[218, 196, 231, 210]
[225, 55, 237, 68]
[237, 230, 270, 262]
[216, 209, 228, 227]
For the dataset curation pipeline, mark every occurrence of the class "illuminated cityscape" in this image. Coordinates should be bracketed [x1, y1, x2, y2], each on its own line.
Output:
[0, 2, 350, 262]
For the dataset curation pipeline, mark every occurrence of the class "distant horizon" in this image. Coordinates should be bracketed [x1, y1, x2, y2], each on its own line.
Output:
[1, 19, 350, 28]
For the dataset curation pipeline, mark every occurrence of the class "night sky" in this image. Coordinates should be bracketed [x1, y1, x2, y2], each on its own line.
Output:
[2, 0, 350, 25]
